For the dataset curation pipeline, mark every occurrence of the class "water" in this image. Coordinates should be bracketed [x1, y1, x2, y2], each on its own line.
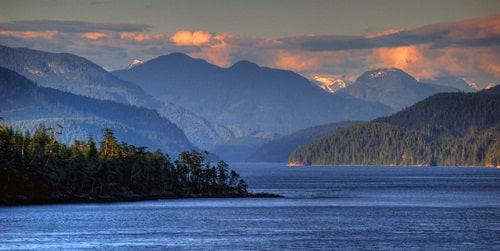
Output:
[1, 164, 499, 250]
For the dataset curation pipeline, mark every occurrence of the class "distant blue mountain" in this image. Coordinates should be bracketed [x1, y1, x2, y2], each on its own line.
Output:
[0, 45, 240, 157]
[113, 53, 393, 134]
[0, 45, 156, 108]
[0, 67, 193, 156]
[421, 75, 477, 93]
[338, 68, 459, 111]
[248, 121, 360, 163]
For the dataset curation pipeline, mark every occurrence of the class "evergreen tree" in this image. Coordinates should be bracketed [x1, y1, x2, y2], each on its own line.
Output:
[0, 125, 252, 205]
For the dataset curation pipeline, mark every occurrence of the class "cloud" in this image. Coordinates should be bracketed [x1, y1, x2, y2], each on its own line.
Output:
[190, 48, 231, 67]
[119, 32, 166, 42]
[271, 50, 320, 72]
[170, 30, 213, 46]
[416, 14, 500, 45]
[374, 46, 423, 72]
[436, 47, 500, 78]
[80, 32, 110, 40]
[0, 16, 497, 86]
[364, 29, 403, 39]
[0, 20, 151, 33]
[0, 20, 163, 70]
[0, 30, 57, 39]
[169, 30, 262, 67]
[279, 14, 500, 52]
[263, 15, 499, 85]
[366, 43, 500, 81]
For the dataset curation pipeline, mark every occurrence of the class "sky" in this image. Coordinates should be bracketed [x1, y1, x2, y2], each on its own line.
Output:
[1, 0, 499, 87]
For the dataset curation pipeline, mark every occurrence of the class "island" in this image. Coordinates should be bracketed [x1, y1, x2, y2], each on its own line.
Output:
[0, 125, 280, 206]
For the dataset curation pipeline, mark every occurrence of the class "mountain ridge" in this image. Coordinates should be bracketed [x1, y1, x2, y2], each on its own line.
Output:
[0, 66, 193, 156]
[4, 45, 485, 162]
[288, 92, 500, 166]
[0, 45, 247, 159]
[337, 68, 460, 110]
[113, 52, 393, 134]
[0, 45, 156, 108]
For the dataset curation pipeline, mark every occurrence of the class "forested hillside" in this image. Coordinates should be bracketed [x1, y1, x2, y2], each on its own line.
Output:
[289, 92, 500, 166]
[375, 93, 500, 136]
[482, 84, 500, 95]
[0, 67, 193, 155]
[0, 125, 263, 205]
[3, 45, 374, 161]
[0, 45, 236, 156]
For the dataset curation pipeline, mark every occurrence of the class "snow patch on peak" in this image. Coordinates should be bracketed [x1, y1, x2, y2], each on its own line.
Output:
[367, 68, 398, 80]
[313, 75, 348, 93]
[356, 68, 413, 83]
[368, 71, 386, 79]
[25, 67, 44, 75]
[127, 59, 143, 69]
[464, 79, 481, 90]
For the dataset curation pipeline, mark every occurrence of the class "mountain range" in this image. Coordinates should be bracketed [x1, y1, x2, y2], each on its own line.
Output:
[112, 53, 392, 134]
[0, 45, 155, 108]
[0, 45, 242, 158]
[0, 67, 193, 156]
[421, 76, 478, 92]
[1, 44, 492, 162]
[313, 72, 477, 96]
[336, 68, 459, 111]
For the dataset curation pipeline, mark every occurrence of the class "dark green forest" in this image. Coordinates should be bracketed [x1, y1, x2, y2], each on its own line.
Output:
[289, 93, 500, 166]
[0, 124, 259, 205]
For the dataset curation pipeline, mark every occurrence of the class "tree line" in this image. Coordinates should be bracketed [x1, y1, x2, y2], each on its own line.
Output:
[288, 93, 500, 166]
[289, 122, 499, 166]
[0, 124, 250, 205]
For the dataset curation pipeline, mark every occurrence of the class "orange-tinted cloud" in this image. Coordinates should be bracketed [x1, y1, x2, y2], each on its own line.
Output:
[120, 32, 165, 42]
[170, 30, 213, 46]
[271, 50, 320, 72]
[486, 64, 500, 77]
[371, 45, 440, 79]
[369, 43, 500, 81]
[0, 30, 57, 39]
[375, 46, 422, 72]
[437, 47, 500, 78]
[80, 32, 110, 40]
[190, 48, 231, 67]
[178, 32, 243, 67]
[427, 14, 500, 42]
[0, 17, 497, 86]
[364, 29, 403, 38]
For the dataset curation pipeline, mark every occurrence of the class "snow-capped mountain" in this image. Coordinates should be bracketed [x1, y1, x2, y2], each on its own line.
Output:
[338, 68, 459, 111]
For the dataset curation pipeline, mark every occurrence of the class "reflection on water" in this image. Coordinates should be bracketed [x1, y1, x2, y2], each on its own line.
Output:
[1, 164, 499, 250]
